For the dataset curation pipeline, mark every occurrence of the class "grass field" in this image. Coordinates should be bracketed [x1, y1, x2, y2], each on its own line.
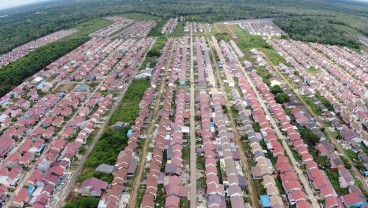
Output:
[170, 21, 185, 37]
[65, 18, 112, 40]
[307, 67, 321, 76]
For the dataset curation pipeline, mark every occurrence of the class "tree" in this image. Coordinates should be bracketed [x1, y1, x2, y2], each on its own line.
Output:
[275, 93, 290, 104]
[270, 85, 283, 94]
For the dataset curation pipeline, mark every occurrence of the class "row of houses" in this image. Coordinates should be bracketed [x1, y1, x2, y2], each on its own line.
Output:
[194, 36, 211, 86]
[98, 39, 175, 208]
[12, 93, 114, 208]
[223, 19, 284, 37]
[0, 27, 155, 207]
[90, 16, 133, 37]
[313, 43, 368, 86]
[184, 22, 211, 33]
[118, 21, 156, 39]
[141, 41, 179, 207]
[262, 41, 368, 207]
[216, 37, 287, 207]
[162, 18, 178, 34]
[269, 39, 368, 171]
[0, 29, 77, 68]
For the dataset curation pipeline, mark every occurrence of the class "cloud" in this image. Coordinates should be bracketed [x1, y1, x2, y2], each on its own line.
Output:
[0, 0, 53, 10]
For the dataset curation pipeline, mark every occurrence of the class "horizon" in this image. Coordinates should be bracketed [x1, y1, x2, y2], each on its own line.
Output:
[0, 0, 55, 10]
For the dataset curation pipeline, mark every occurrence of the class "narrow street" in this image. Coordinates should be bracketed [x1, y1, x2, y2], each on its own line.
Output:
[231, 48, 321, 207]
[189, 23, 197, 208]
[128, 40, 175, 208]
[208, 37, 258, 208]
[263, 54, 368, 194]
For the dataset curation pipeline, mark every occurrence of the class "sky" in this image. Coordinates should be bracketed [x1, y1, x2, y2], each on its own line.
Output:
[0, 0, 54, 10]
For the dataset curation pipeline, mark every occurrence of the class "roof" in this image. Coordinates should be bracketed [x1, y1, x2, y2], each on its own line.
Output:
[341, 192, 367, 207]
[80, 177, 108, 191]
[260, 195, 271, 207]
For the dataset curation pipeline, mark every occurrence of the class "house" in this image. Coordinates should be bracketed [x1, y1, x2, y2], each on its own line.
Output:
[96, 164, 115, 174]
[341, 192, 367, 207]
[112, 121, 127, 131]
[260, 195, 271, 208]
[330, 153, 345, 171]
[13, 188, 29, 207]
[338, 168, 354, 188]
[0, 185, 8, 206]
[80, 177, 108, 197]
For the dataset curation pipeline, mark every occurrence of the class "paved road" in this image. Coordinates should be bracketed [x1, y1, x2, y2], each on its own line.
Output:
[208, 37, 258, 208]
[232, 48, 321, 207]
[265, 54, 368, 194]
[128, 40, 175, 208]
[189, 24, 197, 208]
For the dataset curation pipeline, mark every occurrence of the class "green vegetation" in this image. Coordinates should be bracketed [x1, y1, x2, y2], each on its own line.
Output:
[180, 198, 189, 208]
[271, 85, 283, 94]
[284, 108, 292, 115]
[275, 93, 290, 104]
[110, 79, 151, 124]
[270, 85, 290, 104]
[235, 31, 271, 52]
[156, 185, 166, 207]
[215, 33, 232, 42]
[253, 122, 261, 132]
[275, 17, 361, 49]
[316, 91, 334, 111]
[0, 38, 86, 97]
[0, 18, 111, 97]
[147, 36, 168, 58]
[119, 12, 159, 20]
[1, 0, 368, 56]
[170, 21, 185, 37]
[299, 127, 320, 147]
[346, 149, 359, 160]
[255, 66, 272, 86]
[325, 169, 349, 195]
[254, 179, 267, 195]
[64, 196, 99, 208]
[77, 126, 130, 183]
[303, 96, 323, 116]
[259, 48, 287, 66]
[148, 19, 166, 36]
[197, 177, 206, 189]
[78, 78, 150, 183]
[307, 67, 321, 76]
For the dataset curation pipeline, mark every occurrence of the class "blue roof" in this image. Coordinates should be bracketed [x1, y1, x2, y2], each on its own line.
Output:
[364, 171, 368, 176]
[210, 122, 215, 127]
[28, 186, 35, 195]
[127, 129, 133, 137]
[260, 195, 271, 208]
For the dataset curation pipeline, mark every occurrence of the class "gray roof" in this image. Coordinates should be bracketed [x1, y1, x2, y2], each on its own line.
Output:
[96, 163, 114, 174]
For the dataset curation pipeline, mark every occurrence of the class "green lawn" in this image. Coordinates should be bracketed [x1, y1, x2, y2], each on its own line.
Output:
[303, 96, 323, 116]
[170, 21, 185, 37]
[65, 18, 112, 40]
[307, 67, 321, 76]
[110, 79, 151, 124]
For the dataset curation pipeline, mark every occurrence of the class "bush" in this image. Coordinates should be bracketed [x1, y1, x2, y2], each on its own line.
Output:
[270, 85, 283, 94]
[275, 93, 290, 104]
[64, 197, 99, 208]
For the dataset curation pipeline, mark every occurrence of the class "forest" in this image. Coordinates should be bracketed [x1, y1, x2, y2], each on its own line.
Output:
[0, 0, 367, 54]
[274, 17, 361, 49]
